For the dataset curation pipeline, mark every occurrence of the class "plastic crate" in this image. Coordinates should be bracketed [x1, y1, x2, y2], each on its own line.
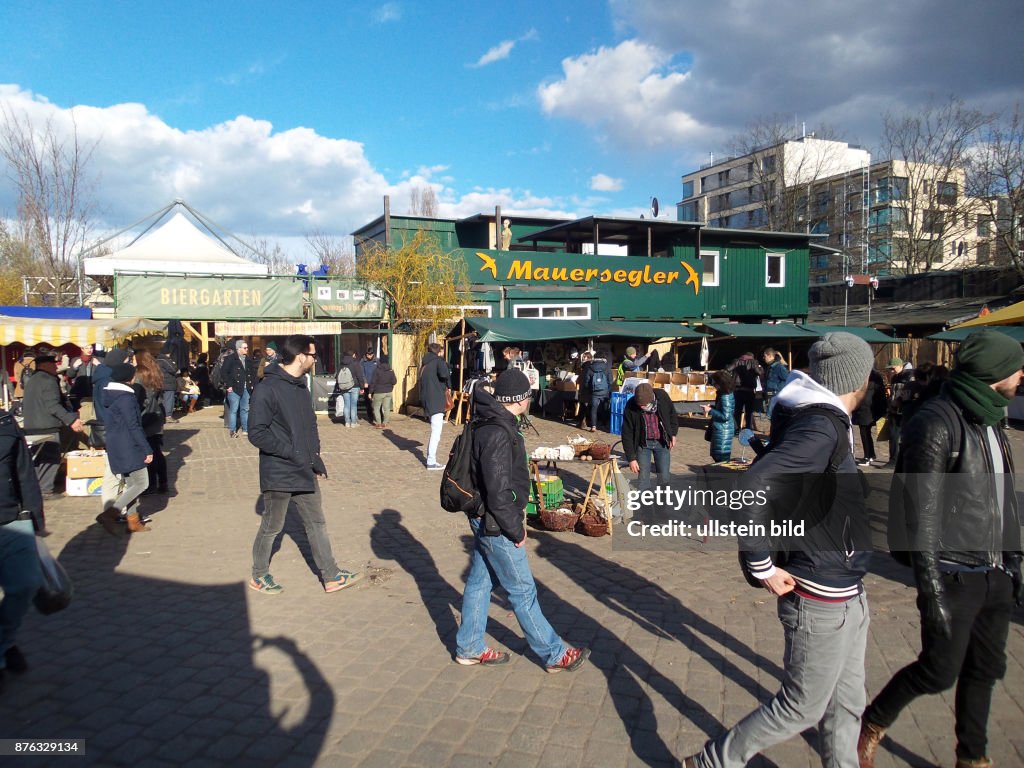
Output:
[611, 391, 633, 415]
[609, 412, 623, 435]
[528, 476, 564, 513]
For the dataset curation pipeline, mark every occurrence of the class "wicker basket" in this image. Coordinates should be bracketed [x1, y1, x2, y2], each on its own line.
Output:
[577, 513, 609, 537]
[587, 442, 611, 460]
[568, 436, 594, 456]
[539, 506, 580, 532]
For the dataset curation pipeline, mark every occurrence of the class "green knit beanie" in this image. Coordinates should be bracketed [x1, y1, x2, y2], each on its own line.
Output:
[956, 329, 1024, 383]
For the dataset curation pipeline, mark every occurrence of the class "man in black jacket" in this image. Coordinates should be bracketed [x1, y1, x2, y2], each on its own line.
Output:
[621, 382, 678, 490]
[420, 342, 452, 469]
[247, 335, 363, 595]
[686, 332, 874, 768]
[222, 339, 258, 438]
[454, 369, 589, 673]
[859, 330, 1024, 768]
[22, 354, 84, 496]
[0, 408, 44, 693]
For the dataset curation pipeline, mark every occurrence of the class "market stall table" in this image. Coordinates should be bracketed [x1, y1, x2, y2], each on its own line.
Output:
[528, 457, 616, 536]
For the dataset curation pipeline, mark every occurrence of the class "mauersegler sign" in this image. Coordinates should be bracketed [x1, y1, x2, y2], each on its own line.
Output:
[115, 274, 303, 320]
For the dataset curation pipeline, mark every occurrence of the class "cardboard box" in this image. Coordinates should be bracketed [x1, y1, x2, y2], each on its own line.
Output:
[687, 372, 706, 385]
[652, 372, 671, 384]
[66, 450, 107, 479]
[66, 476, 103, 496]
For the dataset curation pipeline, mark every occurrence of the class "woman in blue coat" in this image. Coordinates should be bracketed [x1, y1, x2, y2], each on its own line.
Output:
[703, 370, 736, 463]
[96, 364, 153, 533]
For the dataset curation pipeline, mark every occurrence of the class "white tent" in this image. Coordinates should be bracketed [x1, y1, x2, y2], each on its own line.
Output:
[84, 211, 268, 277]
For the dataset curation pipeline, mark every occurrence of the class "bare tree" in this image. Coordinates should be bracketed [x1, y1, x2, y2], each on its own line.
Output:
[878, 97, 992, 275]
[727, 116, 847, 233]
[965, 103, 1024, 277]
[408, 186, 439, 218]
[245, 235, 295, 275]
[306, 229, 355, 276]
[0, 107, 99, 304]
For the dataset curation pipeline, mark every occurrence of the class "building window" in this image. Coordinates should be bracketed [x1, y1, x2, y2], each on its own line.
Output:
[977, 215, 993, 237]
[766, 253, 785, 287]
[762, 154, 776, 174]
[976, 242, 990, 265]
[935, 181, 958, 206]
[699, 249, 720, 286]
[682, 180, 694, 199]
[513, 303, 591, 320]
[679, 201, 699, 222]
[923, 210, 945, 235]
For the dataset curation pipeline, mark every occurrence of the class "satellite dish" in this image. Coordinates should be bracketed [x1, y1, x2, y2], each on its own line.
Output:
[651, 197, 660, 218]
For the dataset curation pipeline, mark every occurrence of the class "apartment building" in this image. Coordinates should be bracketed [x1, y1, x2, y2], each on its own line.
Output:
[678, 139, 1003, 282]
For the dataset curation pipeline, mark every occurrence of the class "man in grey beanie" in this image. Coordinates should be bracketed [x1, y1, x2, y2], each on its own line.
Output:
[686, 332, 874, 768]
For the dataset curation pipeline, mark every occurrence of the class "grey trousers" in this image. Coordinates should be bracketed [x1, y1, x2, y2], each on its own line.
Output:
[695, 592, 869, 768]
[251, 482, 340, 582]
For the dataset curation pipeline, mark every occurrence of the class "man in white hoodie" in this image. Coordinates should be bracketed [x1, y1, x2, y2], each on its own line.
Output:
[685, 332, 875, 768]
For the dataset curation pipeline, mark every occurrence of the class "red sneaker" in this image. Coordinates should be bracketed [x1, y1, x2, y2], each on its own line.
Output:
[546, 647, 590, 673]
[455, 648, 510, 666]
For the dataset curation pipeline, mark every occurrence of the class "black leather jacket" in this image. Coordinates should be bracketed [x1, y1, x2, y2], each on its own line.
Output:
[892, 393, 1022, 604]
[469, 386, 528, 543]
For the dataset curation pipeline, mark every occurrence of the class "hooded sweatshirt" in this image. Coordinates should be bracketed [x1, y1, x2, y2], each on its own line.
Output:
[739, 370, 871, 601]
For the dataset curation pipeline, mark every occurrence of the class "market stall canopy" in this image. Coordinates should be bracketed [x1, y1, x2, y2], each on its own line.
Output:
[701, 323, 820, 340]
[452, 317, 705, 343]
[799, 325, 900, 343]
[950, 299, 1024, 329]
[0, 314, 167, 346]
[929, 326, 1024, 342]
[84, 212, 268, 277]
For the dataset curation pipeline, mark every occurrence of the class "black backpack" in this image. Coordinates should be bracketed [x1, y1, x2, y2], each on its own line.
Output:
[210, 351, 230, 391]
[737, 404, 852, 588]
[439, 419, 518, 514]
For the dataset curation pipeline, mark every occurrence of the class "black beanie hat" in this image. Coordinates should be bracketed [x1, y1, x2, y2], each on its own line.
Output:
[110, 363, 135, 383]
[493, 369, 532, 403]
[106, 348, 130, 367]
[956, 329, 1024, 384]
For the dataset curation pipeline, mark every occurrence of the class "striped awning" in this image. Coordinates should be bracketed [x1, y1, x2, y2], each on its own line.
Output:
[0, 315, 167, 346]
[214, 321, 343, 337]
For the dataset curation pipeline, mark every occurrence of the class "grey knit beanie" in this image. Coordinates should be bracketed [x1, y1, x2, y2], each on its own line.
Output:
[808, 332, 875, 396]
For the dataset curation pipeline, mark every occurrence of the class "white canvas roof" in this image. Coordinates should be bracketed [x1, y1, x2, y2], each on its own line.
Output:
[84, 212, 268, 277]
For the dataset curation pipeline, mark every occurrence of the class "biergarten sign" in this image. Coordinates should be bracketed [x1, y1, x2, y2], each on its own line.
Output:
[115, 274, 303, 320]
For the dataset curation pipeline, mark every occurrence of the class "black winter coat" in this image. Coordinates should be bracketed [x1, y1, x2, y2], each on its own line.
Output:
[339, 354, 367, 390]
[369, 364, 398, 394]
[890, 392, 1022, 602]
[156, 355, 178, 392]
[102, 383, 151, 475]
[22, 369, 78, 435]
[621, 388, 679, 462]
[852, 369, 888, 426]
[222, 353, 258, 394]
[419, 351, 451, 417]
[470, 387, 528, 543]
[248, 366, 327, 493]
[0, 409, 43, 528]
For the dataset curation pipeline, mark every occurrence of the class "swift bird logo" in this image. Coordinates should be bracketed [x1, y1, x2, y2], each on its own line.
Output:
[476, 251, 498, 279]
[680, 261, 700, 295]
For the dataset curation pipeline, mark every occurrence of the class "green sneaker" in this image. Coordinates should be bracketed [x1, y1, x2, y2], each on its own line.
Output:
[249, 574, 284, 594]
[324, 570, 364, 593]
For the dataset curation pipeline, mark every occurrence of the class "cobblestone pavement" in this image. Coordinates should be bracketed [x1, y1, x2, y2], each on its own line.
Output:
[2, 405, 1023, 767]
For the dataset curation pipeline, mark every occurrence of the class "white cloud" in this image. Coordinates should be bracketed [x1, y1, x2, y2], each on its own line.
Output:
[0, 85, 581, 259]
[373, 3, 402, 24]
[471, 29, 539, 68]
[590, 173, 623, 192]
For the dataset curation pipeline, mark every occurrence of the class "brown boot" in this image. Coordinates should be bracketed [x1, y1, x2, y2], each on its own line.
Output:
[125, 511, 150, 533]
[955, 758, 993, 768]
[95, 508, 122, 536]
[857, 721, 886, 768]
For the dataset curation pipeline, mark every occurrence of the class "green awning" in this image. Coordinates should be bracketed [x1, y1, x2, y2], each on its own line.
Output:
[928, 326, 1024, 342]
[801, 325, 900, 344]
[450, 318, 705, 343]
[701, 323, 820, 340]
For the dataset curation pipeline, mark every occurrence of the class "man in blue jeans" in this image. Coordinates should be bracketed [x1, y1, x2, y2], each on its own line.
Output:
[0, 408, 45, 694]
[223, 339, 257, 438]
[621, 383, 677, 490]
[455, 368, 589, 673]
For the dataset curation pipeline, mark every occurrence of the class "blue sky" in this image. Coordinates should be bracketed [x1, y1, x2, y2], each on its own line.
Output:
[1, 0, 1022, 258]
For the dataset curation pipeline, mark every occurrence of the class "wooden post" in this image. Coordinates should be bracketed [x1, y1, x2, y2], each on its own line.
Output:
[787, 339, 793, 370]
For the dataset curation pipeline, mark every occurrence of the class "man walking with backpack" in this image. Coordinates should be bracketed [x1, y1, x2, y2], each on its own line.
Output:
[248, 335, 363, 595]
[581, 351, 611, 432]
[453, 368, 589, 673]
[858, 330, 1023, 768]
[333, 350, 365, 427]
[685, 332, 875, 768]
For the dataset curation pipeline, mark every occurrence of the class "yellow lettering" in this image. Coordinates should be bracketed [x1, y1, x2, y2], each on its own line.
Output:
[160, 288, 170, 305]
[628, 270, 643, 287]
[507, 260, 532, 280]
[585, 268, 599, 282]
[599, 269, 612, 282]
[189, 289, 198, 305]
[667, 271, 680, 284]
[533, 267, 550, 281]
[233, 289, 243, 305]
[570, 268, 584, 282]
[253, 290, 261, 307]
[200, 289, 210, 305]
[551, 267, 568, 281]
[653, 272, 667, 284]
[243, 289, 251, 306]
[212, 291, 222, 306]
[613, 269, 627, 283]
[643, 265, 652, 283]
